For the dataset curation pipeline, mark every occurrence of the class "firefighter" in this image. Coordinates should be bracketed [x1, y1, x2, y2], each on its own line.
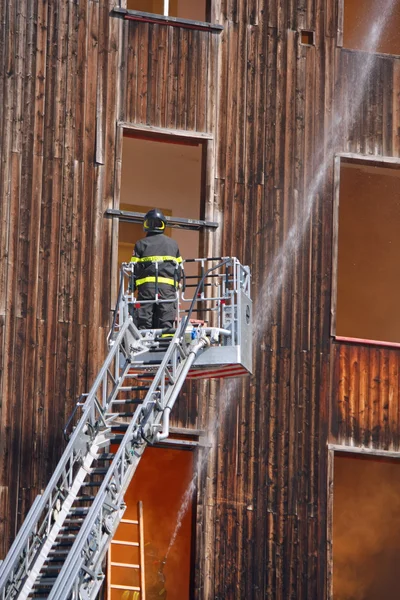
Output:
[131, 208, 182, 330]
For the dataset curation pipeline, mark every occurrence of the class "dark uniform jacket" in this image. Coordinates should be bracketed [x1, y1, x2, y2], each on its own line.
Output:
[131, 233, 182, 289]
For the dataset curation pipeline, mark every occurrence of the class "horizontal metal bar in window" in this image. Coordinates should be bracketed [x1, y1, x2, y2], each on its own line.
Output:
[105, 209, 218, 231]
[112, 7, 224, 33]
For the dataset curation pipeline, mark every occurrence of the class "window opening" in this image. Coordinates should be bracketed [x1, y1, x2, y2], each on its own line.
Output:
[108, 447, 195, 599]
[300, 30, 315, 46]
[341, 0, 400, 55]
[334, 157, 400, 345]
[126, 0, 208, 22]
[119, 133, 204, 279]
[333, 453, 400, 600]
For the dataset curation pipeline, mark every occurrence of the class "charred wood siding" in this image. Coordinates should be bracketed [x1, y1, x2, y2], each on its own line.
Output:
[331, 343, 400, 449]
[124, 20, 214, 133]
[0, 0, 121, 555]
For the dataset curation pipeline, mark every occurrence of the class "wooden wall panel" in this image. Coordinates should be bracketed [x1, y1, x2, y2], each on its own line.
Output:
[124, 21, 215, 133]
[191, 1, 400, 596]
[2, 0, 400, 597]
[331, 343, 400, 449]
[192, 0, 398, 598]
[0, 0, 122, 553]
[193, 0, 333, 594]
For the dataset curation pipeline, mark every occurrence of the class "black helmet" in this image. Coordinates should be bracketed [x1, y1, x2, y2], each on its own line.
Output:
[143, 208, 166, 233]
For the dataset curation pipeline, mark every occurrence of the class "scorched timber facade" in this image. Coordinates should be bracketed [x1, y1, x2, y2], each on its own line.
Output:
[1, 0, 400, 598]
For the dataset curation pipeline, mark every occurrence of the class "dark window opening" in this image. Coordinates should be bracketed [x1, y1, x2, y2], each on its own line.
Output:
[108, 447, 196, 599]
[342, 0, 400, 55]
[333, 453, 400, 600]
[300, 30, 315, 46]
[119, 133, 204, 271]
[335, 157, 400, 344]
[126, 0, 209, 22]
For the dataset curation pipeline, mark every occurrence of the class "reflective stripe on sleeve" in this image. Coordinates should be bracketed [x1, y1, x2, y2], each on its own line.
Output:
[135, 276, 177, 287]
[130, 255, 182, 264]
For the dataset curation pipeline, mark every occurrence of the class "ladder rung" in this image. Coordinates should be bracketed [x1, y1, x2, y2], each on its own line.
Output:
[33, 576, 57, 584]
[46, 557, 67, 564]
[120, 519, 139, 524]
[69, 507, 90, 514]
[111, 540, 139, 547]
[110, 399, 142, 405]
[75, 495, 96, 502]
[110, 562, 140, 569]
[81, 481, 101, 487]
[110, 424, 129, 431]
[108, 412, 137, 418]
[110, 584, 141, 591]
[95, 453, 115, 461]
[120, 380, 150, 388]
[118, 386, 149, 391]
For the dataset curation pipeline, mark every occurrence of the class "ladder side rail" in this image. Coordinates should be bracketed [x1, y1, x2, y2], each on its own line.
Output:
[0, 319, 132, 598]
[138, 501, 146, 600]
[47, 333, 201, 599]
[0, 496, 42, 597]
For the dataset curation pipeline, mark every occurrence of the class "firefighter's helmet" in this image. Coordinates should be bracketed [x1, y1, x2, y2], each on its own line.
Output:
[143, 208, 166, 233]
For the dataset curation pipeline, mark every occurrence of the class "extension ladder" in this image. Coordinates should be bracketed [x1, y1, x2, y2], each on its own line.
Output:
[107, 502, 145, 599]
[0, 257, 252, 600]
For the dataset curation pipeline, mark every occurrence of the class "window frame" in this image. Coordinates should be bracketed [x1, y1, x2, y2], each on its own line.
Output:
[337, 0, 400, 57]
[116, 0, 220, 32]
[110, 122, 217, 308]
[331, 152, 400, 347]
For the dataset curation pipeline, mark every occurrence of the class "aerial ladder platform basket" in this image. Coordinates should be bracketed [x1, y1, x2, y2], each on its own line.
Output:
[0, 257, 252, 600]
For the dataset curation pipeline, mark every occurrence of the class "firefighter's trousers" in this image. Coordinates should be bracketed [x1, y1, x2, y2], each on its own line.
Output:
[133, 283, 177, 330]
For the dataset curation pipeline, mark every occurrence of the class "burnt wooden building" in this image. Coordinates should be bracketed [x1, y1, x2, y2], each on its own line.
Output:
[1, 0, 400, 598]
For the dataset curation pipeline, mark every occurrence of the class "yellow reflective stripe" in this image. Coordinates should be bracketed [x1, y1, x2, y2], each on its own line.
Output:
[136, 276, 177, 287]
[130, 255, 182, 264]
